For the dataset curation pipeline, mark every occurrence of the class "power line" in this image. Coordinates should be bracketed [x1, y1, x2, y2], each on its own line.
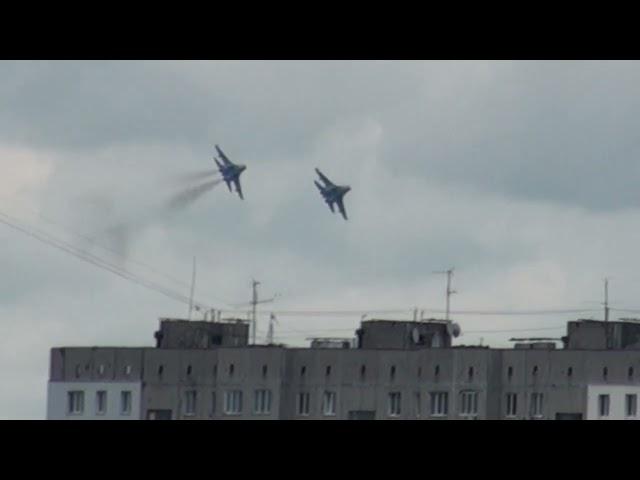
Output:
[265, 325, 567, 338]
[11, 204, 233, 307]
[218, 308, 599, 317]
[0, 210, 217, 311]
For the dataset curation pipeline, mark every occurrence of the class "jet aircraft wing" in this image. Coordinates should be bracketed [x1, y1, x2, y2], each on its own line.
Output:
[233, 178, 244, 200]
[336, 197, 348, 220]
[315, 168, 334, 187]
[215, 145, 232, 165]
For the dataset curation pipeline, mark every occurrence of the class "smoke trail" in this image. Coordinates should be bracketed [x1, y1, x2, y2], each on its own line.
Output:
[166, 178, 223, 211]
[168, 169, 218, 186]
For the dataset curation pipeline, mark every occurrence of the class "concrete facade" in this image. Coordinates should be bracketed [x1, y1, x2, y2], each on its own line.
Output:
[46, 318, 640, 420]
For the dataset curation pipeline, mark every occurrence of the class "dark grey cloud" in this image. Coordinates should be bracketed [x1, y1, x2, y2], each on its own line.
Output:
[3, 61, 640, 418]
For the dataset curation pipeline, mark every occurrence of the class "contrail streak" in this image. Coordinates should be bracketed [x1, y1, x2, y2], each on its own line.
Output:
[169, 170, 218, 185]
[166, 178, 223, 211]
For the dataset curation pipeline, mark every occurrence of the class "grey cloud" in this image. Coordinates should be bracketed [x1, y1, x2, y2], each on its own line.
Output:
[4, 61, 640, 418]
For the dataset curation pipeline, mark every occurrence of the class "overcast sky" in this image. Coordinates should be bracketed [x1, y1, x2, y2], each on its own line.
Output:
[2, 60, 640, 419]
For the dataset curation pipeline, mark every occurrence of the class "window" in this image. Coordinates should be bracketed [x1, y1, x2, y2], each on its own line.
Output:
[121, 391, 132, 415]
[507, 366, 513, 381]
[186, 365, 192, 376]
[229, 364, 235, 377]
[322, 391, 336, 416]
[360, 365, 366, 380]
[254, 389, 272, 415]
[468, 367, 474, 382]
[262, 365, 268, 379]
[98, 364, 105, 376]
[430, 392, 448, 416]
[628, 367, 634, 380]
[417, 367, 422, 379]
[300, 366, 306, 377]
[532, 365, 538, 376]
[598, 394, 610, 417]
[390, 365, 396, 381]
[95, 391, 107, 415]
[158, 365, 164, 377]
[435, 365, 440, 377]
[75, 365, 81, 378]
[388, 392, 401, 417]
[124, 365, 132, 376]
[325, 365, 332, 377]
[567, 367, 573, 378]
[626, 394, 637, 417]
[224, 390, 243, 415]
[67, 391, 84, 415]
[505, 393, 517, 417]
[603, 367, 608, 380]
[297, 392, 310, 416]
[459, 391, 478, 417]
[414, 392, 421, 417]
[184, 390, 197, 416]
[530, 393, 544, 418]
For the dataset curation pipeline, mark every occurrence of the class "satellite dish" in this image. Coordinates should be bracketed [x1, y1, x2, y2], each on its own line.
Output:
[412, 327, 420, 344]
[452, 323, 461, 338]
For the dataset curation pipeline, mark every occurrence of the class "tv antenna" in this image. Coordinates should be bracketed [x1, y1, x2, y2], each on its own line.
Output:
[604, 277, 610, 322]
[250, 279, 279, 345]
[433, 267, 457, 321]
[188, 257, 197, 320]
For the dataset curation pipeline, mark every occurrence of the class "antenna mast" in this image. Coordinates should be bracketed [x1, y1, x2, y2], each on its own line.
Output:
[188, 256, 196, 320]
[249, 279, 279, 345]
[434, 268, 457, 321]
[604, 277, 610, 322]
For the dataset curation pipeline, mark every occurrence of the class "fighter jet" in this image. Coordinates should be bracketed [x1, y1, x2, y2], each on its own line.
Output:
[314, 168, 351, 220]
[214, 145, 246, 200]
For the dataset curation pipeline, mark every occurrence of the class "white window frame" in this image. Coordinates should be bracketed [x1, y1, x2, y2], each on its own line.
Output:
[626, 394, 637, 418]
[95, 390, 107, 415]
[388, 392, 402, 417]
[67, 391, 84, 415]
[224, 390, 243, 415]
[253, 389, 272, 415]
[297, 392, 310, 416]
[184, 390, 197, 417]
[430, 392, 449, 417]
[121, 390, 132, 416]
[322, 391, 336, 416]
[530, 392, 544, 418]
[505, 393, 517, 418]
[459, 390, 479, 417]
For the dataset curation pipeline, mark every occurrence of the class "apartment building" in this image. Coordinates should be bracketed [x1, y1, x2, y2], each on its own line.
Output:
[46, 317, 640, 420]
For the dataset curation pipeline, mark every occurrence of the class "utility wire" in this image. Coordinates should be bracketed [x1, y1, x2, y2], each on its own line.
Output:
[2, 200, 233, 307]
[0, 210, 216, 311]
[218, 308, 599, 317]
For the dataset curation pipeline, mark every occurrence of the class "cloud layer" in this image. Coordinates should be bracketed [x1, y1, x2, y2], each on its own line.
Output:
[1, 61, 640, 418]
